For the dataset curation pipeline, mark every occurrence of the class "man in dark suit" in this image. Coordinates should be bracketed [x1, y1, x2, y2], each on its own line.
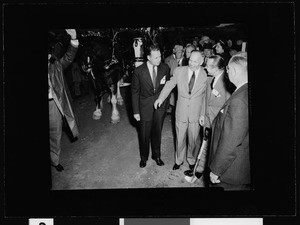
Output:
[208, 52, 250, 190]
[184, 55, 231, 180]
[131, 44, 170, 168]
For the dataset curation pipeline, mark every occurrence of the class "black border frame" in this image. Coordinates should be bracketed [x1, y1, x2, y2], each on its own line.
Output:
[3, 1, 296, 222]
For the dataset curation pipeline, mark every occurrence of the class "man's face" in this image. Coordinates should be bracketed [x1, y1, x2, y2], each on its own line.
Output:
[189, 52, 203, 71]
[203, 49, 212, 57]
[175, 50, 183, 59]
[205, 58, 216, 76]
[185, 46, 194, 59]
[147, 50, 161, 66]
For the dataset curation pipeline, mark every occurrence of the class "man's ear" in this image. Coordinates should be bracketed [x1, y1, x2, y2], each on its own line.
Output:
[232, 66, 238, 79]
[147, 55, 150, 62]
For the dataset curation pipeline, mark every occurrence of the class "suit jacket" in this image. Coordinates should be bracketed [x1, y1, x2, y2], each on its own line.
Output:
[181, 57, 189, 66]
[158, 66, 207, 123]
[208, 84, 250, 185]
[204, 73, 231, 127]
[131, 62, 170, 121]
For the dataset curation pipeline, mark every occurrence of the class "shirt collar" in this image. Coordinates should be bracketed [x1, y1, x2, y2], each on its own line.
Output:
[188, 67, 200, 76]
[235, 81, 248, 91]
[212, 71, 223, 87]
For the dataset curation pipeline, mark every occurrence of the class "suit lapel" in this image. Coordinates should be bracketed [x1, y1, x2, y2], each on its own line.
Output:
[214, 73, 224, 92]
[184, 67, 190, 93]
[192, 67, 206, 93]
[142, 63, 154, 89]
[155, 64, 164, 88]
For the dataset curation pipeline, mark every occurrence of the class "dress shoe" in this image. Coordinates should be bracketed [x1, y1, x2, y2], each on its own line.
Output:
[153, 158, 164, 166]
[172, 162, 183, 170]
[184, 169, 203, 179]
[189, 164, 195, 170]
[52, 164, 64, 172]
[139, 160, 147, 168]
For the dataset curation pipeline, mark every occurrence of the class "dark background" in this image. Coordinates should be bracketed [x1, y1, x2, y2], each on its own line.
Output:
[2, 1, 296, 225]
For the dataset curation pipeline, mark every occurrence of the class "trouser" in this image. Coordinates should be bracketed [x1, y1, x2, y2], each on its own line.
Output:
[49, 100, 63, 166]
[139, 109, 166, 161]
[175, 120, 201, 166]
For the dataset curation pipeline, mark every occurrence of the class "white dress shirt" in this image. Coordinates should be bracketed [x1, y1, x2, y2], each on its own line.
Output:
[188, 67, 201, 85]
[147, 61, 158, 83]
[212, 71, 223, 88]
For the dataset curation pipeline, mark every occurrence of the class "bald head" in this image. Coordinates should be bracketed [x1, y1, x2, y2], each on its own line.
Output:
[189, 50, 204, 71]
[227, 52, 248, 86]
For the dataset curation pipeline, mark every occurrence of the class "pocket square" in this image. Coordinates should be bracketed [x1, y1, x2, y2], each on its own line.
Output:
[220, 109, 224, 113]
[212, 89, 220, 97]
[160, 75, 166, 84]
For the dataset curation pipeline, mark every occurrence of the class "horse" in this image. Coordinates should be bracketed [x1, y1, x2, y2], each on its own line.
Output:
[80, 35, 122, 123]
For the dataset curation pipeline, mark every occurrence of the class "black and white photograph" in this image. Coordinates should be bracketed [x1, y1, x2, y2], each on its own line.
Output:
[2, 1, 296, 224]
[47, 24, 250, 190]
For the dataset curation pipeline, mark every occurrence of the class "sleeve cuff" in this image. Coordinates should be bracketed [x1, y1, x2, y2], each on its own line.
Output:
[70, 39, 79, 47]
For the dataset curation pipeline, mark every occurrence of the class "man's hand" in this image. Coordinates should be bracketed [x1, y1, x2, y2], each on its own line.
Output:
[133, 114, 140, 121]
[199, 115, 205, 126]
[65, 29, 77, 40]
[210, 172, 221, 184]
[154, 99, 163, 109]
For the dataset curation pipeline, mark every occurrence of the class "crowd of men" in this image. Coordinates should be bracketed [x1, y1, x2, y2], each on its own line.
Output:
[132, 35, 250, 191]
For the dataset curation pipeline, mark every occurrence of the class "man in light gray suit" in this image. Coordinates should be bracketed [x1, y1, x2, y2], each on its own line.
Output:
[209, 52, 250, 190]
[154, 51, 207, 170]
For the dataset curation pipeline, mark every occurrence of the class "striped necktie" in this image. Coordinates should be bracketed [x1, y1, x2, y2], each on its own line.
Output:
[152, 65, 157, 90]
[188, 71, 195, 94]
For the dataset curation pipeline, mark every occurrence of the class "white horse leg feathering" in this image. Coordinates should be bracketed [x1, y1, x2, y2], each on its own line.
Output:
[110, 91, 120, 123]
[116, 81, 124, 105]
[93, 100, 102, 120]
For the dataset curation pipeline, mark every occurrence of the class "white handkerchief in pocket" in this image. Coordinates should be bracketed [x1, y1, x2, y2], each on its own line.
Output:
[212, 89, 220, 97]
[220, 109, 224, 113]
[160, 75, 166, 84]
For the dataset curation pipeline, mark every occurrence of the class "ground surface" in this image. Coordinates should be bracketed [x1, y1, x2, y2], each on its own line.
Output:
[51, 86, 204, 189]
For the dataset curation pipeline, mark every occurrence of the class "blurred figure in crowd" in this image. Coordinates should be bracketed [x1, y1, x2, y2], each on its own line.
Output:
[48, 29, 79, 172]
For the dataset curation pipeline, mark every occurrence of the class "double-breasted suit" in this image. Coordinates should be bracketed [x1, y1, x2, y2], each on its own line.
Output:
[208, 83, 250, 190]
[158, 66, 207, 165]
[131, 62, 170, 161]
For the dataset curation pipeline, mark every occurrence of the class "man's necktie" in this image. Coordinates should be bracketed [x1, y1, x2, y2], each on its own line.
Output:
[152, 66, 157, 90]
[188, 71, 195, 94]
[210, 77, 215, 89]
